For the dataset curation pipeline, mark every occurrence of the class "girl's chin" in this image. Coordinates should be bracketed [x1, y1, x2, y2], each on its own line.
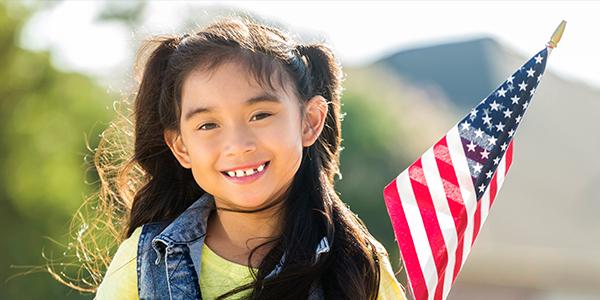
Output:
[232, 201, 268, 211]
[217, 196, 272, 211]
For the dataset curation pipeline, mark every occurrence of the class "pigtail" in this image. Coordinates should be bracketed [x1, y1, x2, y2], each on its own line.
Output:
[295, 43, 382, 300]
[128, 35, 204, 235]
[296, 44, 344, 185]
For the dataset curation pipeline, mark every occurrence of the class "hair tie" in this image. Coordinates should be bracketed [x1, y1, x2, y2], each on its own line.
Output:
[174, 33, 191, 50]
[296, 44, 308, 57]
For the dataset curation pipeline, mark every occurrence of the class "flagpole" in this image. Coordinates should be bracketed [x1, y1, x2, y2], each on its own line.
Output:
[546, 20, 566, 55]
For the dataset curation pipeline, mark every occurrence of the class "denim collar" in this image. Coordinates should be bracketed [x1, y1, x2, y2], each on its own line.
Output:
[152, 192, 215, 248]
[151, 192, 331, 276]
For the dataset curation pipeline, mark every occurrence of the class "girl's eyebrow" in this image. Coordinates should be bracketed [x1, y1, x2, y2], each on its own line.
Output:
[184, 92, 281, 121]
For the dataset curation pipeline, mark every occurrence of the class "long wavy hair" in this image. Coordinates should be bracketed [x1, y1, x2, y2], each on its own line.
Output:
[53, 16, 386, 300]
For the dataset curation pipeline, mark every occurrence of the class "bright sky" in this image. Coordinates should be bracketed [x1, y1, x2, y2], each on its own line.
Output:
[20, 1, 600, 89]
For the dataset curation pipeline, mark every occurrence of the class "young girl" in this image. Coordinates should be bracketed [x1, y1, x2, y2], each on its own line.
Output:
[92, 17, 406, 300]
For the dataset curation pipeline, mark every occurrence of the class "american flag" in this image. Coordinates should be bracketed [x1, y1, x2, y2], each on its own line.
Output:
[383, 46, 551, 300]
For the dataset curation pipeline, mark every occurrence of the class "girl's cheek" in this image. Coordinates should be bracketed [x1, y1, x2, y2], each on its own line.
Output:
[197, 138, 222, 154]
[261, 121, 293, 144]
[187, 136, 220, 158]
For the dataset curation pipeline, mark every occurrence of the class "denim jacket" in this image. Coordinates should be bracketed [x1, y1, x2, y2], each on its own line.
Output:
[136, 192, 330, 300]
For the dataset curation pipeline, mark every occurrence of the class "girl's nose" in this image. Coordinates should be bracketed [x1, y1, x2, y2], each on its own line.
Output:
[223, 125, 257, 157]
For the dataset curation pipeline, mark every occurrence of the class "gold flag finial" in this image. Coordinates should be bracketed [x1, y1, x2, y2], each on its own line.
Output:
[547, 20, 566, 49]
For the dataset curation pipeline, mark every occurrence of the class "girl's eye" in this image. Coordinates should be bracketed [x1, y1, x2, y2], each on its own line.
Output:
[197, 113, 272, 131]
[251, 112, 272, 121]
[198, 123, 217, 131]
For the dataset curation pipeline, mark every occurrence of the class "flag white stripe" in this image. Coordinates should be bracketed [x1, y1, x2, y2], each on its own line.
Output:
[497, 151, 507, 190]
[442, 244, 456, 300]
[421, 147, 459, 299]
[479, 184, 491, 234]
[396, 170, 438, 300]
[445, 126, 478, 270]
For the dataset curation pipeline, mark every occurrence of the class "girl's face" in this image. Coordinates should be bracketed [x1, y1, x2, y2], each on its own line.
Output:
[165, 61, 327, 211]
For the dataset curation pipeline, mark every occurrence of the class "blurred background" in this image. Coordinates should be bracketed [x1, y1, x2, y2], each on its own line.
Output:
[1, 1, 598, 299]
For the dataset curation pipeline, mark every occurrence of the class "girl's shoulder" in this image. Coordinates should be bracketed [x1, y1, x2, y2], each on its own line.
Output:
[369, 237, 408, 300]
[111, 226, 144, 261]
[94, 226, 143, 300]
[370, 237, 390, 256]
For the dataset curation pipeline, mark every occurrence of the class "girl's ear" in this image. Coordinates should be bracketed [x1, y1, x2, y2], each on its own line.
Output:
[164, 129, 192, 169]
[301, 95, 329, 147]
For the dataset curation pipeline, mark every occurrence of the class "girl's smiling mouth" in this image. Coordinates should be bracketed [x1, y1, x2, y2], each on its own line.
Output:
[221, 161, 270, 184]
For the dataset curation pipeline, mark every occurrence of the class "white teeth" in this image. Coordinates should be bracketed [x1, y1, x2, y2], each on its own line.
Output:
[226, 162, 267, 178]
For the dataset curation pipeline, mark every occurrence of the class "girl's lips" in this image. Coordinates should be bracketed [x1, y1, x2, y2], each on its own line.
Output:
[221, 160, 270, 173]
[221, 161, 270, 185]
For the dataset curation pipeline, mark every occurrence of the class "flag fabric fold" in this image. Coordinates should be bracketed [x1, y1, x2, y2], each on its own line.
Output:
[383, 46, 550, 300]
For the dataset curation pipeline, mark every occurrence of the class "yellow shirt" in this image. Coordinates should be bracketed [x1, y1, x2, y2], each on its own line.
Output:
[199, 242, 256, 299]
[95, 227, 406, 300]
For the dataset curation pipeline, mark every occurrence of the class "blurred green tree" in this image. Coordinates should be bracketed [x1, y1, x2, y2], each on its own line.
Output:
[0, 2, 113, 299]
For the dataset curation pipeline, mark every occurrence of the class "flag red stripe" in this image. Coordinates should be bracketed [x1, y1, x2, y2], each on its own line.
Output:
[432, 137, 468, 284]
[506, 140, 514, 171]
[489, 168, 499, 208]
[433, 138, 466, 232]
[490, 140, 513, 208]
[432, 139, 467, 298]
[383, 180, 429, 300]
[408, 159, 449, 298]
[434, 276, 445, 300]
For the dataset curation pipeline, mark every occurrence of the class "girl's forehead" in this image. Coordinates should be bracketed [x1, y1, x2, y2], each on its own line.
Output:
[181, 61, 298, 108]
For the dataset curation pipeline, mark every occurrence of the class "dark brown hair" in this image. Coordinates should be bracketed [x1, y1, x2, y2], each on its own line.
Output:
[57, 16, 385, 299]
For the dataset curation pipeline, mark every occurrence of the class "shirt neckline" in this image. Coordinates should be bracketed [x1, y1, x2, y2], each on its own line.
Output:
[202, 242, 259, 271]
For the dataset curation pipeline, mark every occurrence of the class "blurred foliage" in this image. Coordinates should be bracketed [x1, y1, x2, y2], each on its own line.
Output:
[1, 1, 113, 299]
[95, 0, 146, 28]
[0, 1, 449, 298]
[338, 66, 454, 295]
[337, 81, 409, 258]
